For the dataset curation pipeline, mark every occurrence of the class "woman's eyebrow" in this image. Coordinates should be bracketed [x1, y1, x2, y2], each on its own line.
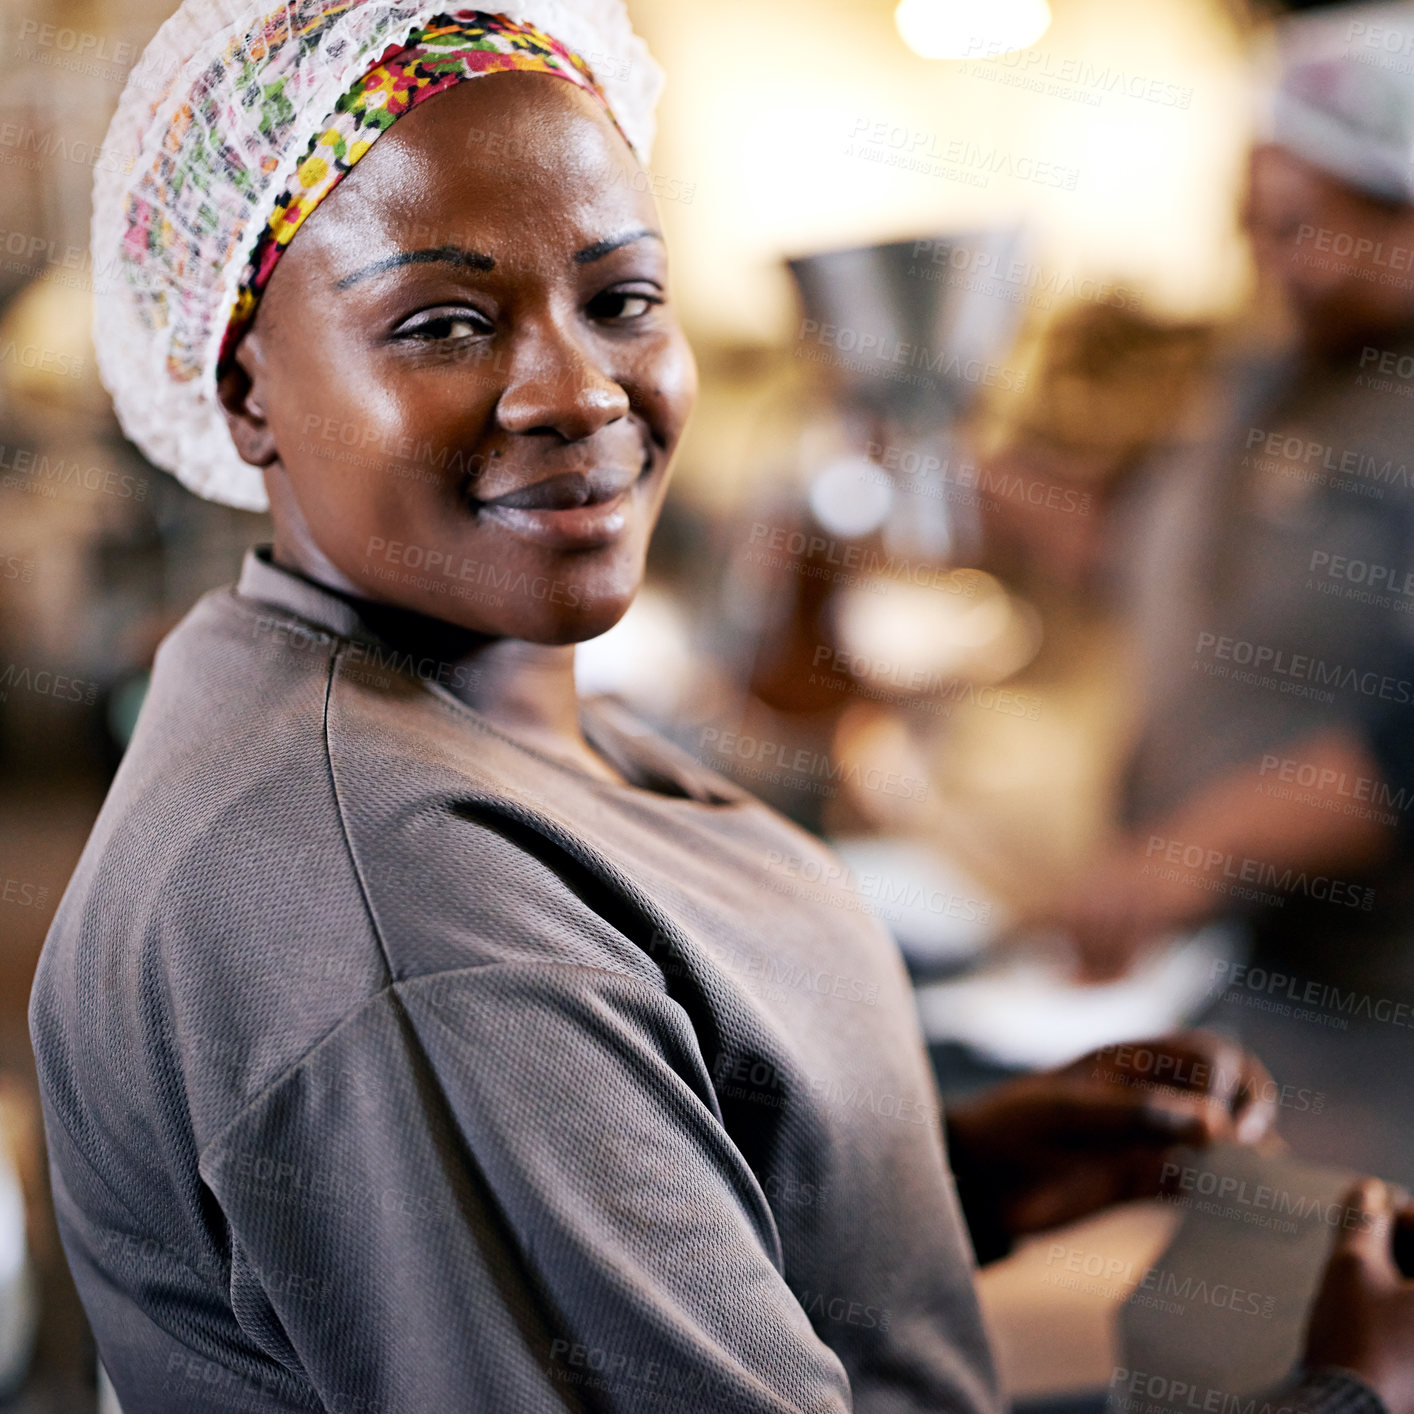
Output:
[334, 245, 496, 290]
[573, 228, 662, 265]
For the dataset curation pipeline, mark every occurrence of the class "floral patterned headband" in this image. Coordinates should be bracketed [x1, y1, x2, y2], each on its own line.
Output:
[217, 12, 622, 373]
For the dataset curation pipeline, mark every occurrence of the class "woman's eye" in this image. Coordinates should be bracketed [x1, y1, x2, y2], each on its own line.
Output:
[590, 289, 661, 322]
[394, 309, 490, 341]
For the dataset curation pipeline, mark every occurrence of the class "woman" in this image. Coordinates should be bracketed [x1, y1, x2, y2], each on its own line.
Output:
[29, 2, 1414, 1410]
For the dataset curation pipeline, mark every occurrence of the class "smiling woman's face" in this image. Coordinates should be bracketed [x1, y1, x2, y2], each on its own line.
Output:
[220, 71, 697, 643]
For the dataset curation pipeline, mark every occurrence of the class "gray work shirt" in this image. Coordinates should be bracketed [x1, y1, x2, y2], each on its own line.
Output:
[29, 546, 1001, 1413]
[1121, 335, 1414, 826]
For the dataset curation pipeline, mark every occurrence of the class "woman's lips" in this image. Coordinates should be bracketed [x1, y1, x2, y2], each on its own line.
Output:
[478, 488, 631, 550]
[473, 465, 647, 551]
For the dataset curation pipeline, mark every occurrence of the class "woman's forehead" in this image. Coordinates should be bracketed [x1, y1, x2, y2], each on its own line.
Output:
[364, 75, 641, 210]
[298, 73, 655, 261]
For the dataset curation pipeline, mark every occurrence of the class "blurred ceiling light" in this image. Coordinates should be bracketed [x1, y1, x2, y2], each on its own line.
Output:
[808, 455, 895, 538]
[0, 280, 106, 419]
[893, 0, 1052, 61]
[833, 570, 1043, 687]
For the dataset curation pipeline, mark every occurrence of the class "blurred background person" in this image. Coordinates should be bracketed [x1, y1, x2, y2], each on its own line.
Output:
[1049, 0, 1414, 992]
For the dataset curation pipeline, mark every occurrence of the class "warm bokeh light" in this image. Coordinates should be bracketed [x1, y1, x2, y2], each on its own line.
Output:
[893, 0, 1052, 61]
[629, 0, 1253, 350]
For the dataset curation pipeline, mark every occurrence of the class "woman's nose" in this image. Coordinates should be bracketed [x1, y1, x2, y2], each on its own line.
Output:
[494, 317, 631, 441]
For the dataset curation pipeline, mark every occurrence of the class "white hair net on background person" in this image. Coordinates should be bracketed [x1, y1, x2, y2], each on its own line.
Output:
[89, 0, 664, 512]
[1259, 1, 1414, 206]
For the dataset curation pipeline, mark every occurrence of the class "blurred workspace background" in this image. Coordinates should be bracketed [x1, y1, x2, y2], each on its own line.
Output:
[2, 0, 1413, 1408]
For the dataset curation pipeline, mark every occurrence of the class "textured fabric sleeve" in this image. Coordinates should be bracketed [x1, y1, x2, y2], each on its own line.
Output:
[1357, 501, 1414, 853]
[1284, 1368, 1388, 1414]
[199, 962, 852, 1414]
[1361, 691, 1414, 852]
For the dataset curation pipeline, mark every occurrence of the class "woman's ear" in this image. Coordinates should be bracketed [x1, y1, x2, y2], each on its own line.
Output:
[216, 333, 280, 469]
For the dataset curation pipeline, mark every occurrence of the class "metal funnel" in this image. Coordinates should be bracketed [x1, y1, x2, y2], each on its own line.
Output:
[787, 227, 1032, 426]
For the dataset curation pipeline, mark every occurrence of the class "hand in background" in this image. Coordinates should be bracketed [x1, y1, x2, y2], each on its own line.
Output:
[1305, 1179, 1414, 1414]
[1053, 838, 1218, 983]
[1054, 729, 1392, 983]
[946, 1030, 1279, 1256]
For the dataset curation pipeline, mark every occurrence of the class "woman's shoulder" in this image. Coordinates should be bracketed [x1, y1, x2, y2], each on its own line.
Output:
[29, 587, 389, 1138]
[109, 587, 353, 887]
[69, 584, 672, 1004]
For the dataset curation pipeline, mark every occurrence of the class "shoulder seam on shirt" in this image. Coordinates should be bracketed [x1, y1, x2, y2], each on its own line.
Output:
[322, 644, 398, 988]
[196, 960, 668, 1162]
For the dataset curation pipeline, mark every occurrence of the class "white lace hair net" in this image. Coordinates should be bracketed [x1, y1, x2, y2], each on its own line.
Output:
[1258, 1, 1414, 207]
[90, 0, 664, 511]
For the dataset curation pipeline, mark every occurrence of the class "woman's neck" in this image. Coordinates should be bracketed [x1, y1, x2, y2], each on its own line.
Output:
[268, 533, 626, 784]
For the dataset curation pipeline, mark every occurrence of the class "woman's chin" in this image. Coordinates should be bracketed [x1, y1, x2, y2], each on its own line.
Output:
[403, 580, 638, 645]
[531, 589, 638, 646]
